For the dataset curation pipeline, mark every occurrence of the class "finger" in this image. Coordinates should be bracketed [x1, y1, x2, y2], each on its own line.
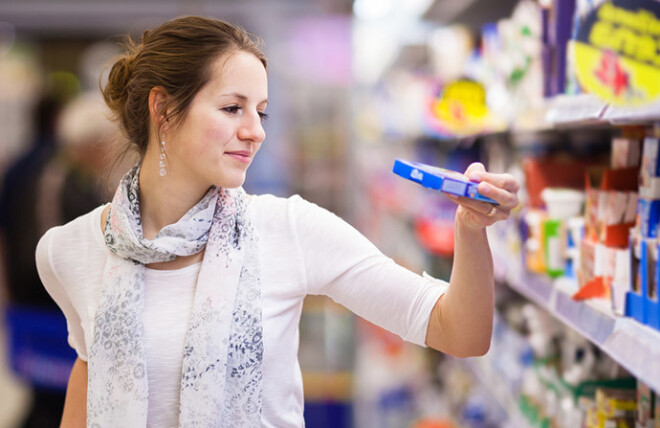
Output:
[449, 193, 513, 221]
[446, 193, 498, 216]
[458, 205, 506, 227]
[469, 171, 520, 193]
[477, 181, 519, 208]
[464, 162, 486, 178]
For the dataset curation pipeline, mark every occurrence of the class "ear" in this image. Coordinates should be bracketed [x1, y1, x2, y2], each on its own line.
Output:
[148, 86, 170, 135]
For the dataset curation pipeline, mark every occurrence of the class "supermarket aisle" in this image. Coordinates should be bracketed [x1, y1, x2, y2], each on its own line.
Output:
[0, 0, 659, 427]
[0, 322, 30, 428]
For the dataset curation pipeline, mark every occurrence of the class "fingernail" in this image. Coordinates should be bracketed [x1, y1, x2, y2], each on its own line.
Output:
[469, 173, 482, 182]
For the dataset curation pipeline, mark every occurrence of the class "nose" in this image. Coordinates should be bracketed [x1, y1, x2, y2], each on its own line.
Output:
[238, 112, 266, 144]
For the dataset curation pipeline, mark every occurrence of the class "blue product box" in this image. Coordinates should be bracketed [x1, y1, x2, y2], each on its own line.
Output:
[637, 198, 660, 238]
[625, 235, 646, 324]
[392, 159, 498, 204]
[648, 243, 660, 331]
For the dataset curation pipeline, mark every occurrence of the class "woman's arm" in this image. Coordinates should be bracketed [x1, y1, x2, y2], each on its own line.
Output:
[61, 357, 87, 427]
[426, 163, 519, 357]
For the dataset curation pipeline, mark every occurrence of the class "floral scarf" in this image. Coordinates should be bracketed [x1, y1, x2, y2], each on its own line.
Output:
[87, 164, 263, 427]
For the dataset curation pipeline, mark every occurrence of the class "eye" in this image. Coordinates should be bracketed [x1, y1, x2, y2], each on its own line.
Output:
[258, 111, 269, 122]
[222, 105, 241, 114]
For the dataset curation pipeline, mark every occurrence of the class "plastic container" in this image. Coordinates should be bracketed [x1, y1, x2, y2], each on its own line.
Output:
[541, 188, 585, 220]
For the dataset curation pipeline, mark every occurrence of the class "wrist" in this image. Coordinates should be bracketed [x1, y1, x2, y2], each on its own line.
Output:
[455, 206, 487, 233]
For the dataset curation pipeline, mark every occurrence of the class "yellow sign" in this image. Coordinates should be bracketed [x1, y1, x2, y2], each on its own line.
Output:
[573, 0, 660, 106]
[429, 80, 489, 135]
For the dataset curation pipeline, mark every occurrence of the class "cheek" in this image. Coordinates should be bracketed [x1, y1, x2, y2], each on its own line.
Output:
[202, 124, 233, 149]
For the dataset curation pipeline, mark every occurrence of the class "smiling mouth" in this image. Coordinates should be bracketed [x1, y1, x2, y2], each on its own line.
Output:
[225, 151, 253, 164]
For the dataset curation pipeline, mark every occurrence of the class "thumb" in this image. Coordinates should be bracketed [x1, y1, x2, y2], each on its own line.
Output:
[464, 162, 486, 181]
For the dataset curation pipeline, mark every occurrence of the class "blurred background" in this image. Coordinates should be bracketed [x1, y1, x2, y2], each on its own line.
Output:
[1, 0, 660, 427]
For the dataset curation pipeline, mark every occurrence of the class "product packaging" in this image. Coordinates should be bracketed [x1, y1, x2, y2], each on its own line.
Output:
[646, 242, 660, 331]
[627, 236, 651, 324]
[637, 199, 660, 238]
[612, 138, 641, 170]
[637, 381, 655, 428]
[541, 188, 585, 278]
[611, 248, 631, 316]
[543, 219, 565, 278]
[596, 387, 637, 420]
[566, 217, 585, 278]
[525, 210, 548, 274]
[392, 159, 498, 204]
[551, 0, 577, 95]
[642, 138, 660, 188]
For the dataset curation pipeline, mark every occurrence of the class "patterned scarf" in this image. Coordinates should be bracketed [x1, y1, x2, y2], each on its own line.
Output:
[87, 164, 263, 427]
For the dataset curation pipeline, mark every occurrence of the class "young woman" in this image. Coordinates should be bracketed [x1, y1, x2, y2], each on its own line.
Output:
[36, 16, 519, 427]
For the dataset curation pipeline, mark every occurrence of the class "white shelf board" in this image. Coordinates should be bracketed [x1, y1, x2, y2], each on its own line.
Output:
[494, 255, 660, 393]
[543, 94, 660, 127]
[545, 94, 609, 126]
[602, 100, 660, 125]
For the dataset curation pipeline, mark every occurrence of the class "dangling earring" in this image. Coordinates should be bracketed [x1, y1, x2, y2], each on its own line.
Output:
[159, 134, 167, 177]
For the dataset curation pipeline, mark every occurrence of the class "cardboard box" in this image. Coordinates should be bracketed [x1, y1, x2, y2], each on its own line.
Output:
[638, 199, 660, 238]
[626, 233, 646, 323]
[612, 137, 641, 169]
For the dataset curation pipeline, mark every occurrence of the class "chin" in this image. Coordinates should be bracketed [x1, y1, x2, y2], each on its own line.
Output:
[216, 175, 246, 189]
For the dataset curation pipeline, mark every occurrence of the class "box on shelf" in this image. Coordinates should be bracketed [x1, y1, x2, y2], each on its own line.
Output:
[567, 217, 585, 278]
[585, 167, 639, 247]
[524, 210, 548, 275]
[642, 138, 660, 188]
[612, 137, 641, 170]
[523, 157, 600, 209]
[646, 241, 660, 332]
[638, 199, 660, 239]
[637, 381, 655, 428]
[596, 387, 637, 420]
[626, 233, 645, 324]
[611, 248, 631, 316]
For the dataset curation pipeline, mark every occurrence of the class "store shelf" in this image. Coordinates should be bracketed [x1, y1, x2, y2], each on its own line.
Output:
[462, 358, 532, 428]
[545, 94, 610, 127]
[494, 255, 660, 393]
[544, 94, 660, 128]
[602, 101, 660, 125]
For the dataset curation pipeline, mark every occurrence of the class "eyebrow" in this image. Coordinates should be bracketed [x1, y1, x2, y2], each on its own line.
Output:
[222, 92, 268, 105]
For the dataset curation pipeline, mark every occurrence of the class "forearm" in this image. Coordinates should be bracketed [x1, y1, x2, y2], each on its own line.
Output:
[426, 218, 494, 357]
[61, 357, 87, 427]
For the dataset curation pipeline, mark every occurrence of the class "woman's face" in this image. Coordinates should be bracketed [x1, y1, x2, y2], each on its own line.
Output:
[165, 51, 268, 190]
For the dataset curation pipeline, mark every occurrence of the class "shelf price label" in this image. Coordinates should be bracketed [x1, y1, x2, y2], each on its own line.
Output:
[573, 0, 660, 106]
[428, 79, 489, 136]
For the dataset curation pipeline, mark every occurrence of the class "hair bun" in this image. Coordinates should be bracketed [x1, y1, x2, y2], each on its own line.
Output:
[102, 46, 137, 117]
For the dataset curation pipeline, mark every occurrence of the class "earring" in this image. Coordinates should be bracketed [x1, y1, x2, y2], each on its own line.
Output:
[159, 134, 167, 177]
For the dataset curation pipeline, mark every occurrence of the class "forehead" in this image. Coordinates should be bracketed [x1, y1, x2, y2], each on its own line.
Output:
[206, 51, 268, 94]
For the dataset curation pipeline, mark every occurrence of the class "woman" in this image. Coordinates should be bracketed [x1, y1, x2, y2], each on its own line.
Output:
[36, 16, 519, 427]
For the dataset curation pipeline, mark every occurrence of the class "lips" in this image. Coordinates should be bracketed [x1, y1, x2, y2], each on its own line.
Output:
[225, 150, 253, 164]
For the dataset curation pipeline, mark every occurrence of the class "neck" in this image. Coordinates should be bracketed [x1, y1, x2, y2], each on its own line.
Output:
[138, 146, 210, 240]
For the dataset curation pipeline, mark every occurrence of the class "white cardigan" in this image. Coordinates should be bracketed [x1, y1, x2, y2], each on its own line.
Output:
[36, 193, 447, 427]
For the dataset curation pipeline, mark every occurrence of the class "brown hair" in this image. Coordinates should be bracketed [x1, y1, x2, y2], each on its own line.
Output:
[102, 16, 267, 158]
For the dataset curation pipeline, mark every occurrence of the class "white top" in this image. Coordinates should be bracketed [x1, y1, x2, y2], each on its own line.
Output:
[36, 194, 448, 428]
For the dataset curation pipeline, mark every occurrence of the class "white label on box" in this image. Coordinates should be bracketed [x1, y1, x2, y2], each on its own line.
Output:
[624, 192, 639, 224]
[594, 243, 606, 277]
[606, 191, 629, 225]
[441, 179, 467, 195]
[547, 236, 563, 271]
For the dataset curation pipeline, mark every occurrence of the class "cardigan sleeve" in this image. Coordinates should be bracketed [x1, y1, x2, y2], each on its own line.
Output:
[290, 195, 447, 347]
[35, 227, 89, 360]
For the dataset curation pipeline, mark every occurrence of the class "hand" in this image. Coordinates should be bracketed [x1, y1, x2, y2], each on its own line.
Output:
[445, 162, 520, 231]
